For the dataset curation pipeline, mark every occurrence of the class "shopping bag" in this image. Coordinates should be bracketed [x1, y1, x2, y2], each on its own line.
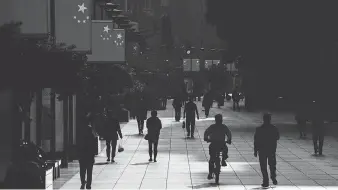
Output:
[182, 121, 185, 128]
[118, 139, 124, 152]
[144, 134, 150, 141]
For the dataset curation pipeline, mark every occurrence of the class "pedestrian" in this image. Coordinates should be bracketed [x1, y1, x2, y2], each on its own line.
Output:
[217, 92, 225, 108]
[183, 96, 199, 138]
[232, 87, 240, 111]
[146, 110, 162, 162]
[78, 112, 98, 189]
[136, 97, 148, 135]
[254, 113, 279, 188]
[295, 108, 307, 139]
[172, 96, 183, 121]
[202, 91, 213, 118]
[311, 113, 325, 155]
[104, 109, 123, 162]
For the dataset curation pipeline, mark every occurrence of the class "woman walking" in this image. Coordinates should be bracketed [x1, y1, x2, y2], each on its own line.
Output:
[146, 110, 162, 162]
[78, 112, 97, 189]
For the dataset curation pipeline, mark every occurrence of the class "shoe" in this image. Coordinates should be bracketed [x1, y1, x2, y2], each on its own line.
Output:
[222, 160, 227, 166]
[191, 135, 194, 139]
[149, 158, 153, 161]
[154, 159, 157, 162]
[107, 158, 110, 162]
[187, 133, 190, 137]
[80, 184, 85, 189]
[86, 186, 91, 189]
[272, 179, 278, 185]
[207, 174, 213, 180]
[261, 183, 269, 188]
[111, 159, 115, 163]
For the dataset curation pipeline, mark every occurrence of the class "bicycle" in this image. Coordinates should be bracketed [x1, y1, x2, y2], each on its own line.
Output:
[208, 140, 231, 185]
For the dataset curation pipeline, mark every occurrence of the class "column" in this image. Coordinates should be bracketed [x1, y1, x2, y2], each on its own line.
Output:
[30, 93, 37, 144]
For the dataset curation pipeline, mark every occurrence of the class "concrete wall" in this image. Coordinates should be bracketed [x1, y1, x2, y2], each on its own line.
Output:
[0, 90, 14, 182]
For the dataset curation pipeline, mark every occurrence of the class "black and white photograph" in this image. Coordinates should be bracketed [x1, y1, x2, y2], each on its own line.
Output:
[0, 0, 338, 189]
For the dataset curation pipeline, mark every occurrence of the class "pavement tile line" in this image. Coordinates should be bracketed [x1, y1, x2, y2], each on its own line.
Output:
[164, 120, 172, 189]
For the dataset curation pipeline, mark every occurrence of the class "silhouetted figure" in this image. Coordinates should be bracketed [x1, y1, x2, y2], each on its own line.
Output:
[183, 96, 199, 138]
[254, 113, 279, 188]
[136, 97, 148, 135]
[104, 110, 123, 162]
[217, 92, 225, 108]
[202, 92, 213, 118]
[232, 87, 240, 111]
[146, 110, 162, 162]
[312, 114, 325, 155]
[78, 113, 97, 189]
[172, 97, 183, 121]
[295, 108, 307, 138]
[204, 114, 232, 180]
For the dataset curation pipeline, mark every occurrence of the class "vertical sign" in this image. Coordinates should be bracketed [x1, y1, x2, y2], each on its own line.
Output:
[213, 60, 220, 66]
[183, 59, 191, 71]
[55, 0, 92, 52]
[191, 59, 200, 71]
[87, 21, 126, 62]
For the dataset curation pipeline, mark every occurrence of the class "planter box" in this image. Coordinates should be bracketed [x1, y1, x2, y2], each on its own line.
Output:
[43, 166, 53, 190]
[46, 159, 61, 180]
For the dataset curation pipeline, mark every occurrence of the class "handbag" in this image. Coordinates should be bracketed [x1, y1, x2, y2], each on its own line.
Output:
[144, 134, 150, 140]
[117, 139, 124, 152]
[182, 121, 185, 128]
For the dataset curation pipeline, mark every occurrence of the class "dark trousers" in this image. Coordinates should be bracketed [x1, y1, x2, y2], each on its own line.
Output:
[174, 108, 181, 121]
[79, 160, 94, 187]
[208, 143, 225, 174]
[313, 134, 324, 154]
[136, 116, 145, 132]
[106, 139, 117, 160]
[259, 152, 277, 184]
[204, 106, 210, 117]
[186, 118, 195, 137]
[233, 101, 240, 111]
[148, 140, 158, 159]
[298, 122, 307, 137]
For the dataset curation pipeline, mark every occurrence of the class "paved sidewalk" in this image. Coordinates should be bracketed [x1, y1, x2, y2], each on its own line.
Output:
[60, 100, 338, 190]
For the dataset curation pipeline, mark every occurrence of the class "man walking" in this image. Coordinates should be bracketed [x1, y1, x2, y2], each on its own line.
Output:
[136, 97, 148, 135]
[172, 96, 182, 121]
[202, 91, 213, 118]
[104, 109, 123, 163]
[232, 87, 240, 111]
[312, 114, 325, 155]
[183, 96, 199, 138]
[254, 113, 279, 188]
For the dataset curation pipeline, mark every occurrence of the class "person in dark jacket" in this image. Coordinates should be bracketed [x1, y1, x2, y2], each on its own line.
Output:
[104, 109, 123, 162]
[172, 97, 183, 121]
[79, 112, 97, 189]
[183, 96, 199, 138]
[312, 113, 325, 155]
[295, 108, 307, 139]
[232, 87, 240, 111]
[202, 92, 213, 118]
[254, 113, 279, 188]
[146, 110, 162, 162]
[136, 97, 148, 135]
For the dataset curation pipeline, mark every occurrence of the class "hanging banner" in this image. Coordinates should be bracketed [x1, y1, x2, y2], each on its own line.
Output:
[55, 0, 92, 52]
[87, 20, 126, 62]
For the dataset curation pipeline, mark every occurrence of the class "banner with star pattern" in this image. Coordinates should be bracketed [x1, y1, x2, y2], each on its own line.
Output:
[55, 0, 92, 52]
[87, 20, 125, 62]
